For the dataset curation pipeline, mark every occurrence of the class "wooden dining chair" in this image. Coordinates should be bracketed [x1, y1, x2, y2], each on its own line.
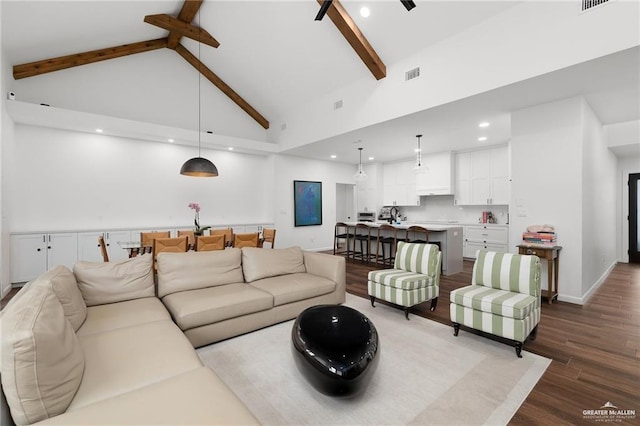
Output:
[141, 231, 171, 254]
[98, 235, 109, 262]
[177, 230, 196, 248]
[211, 228, 234, 248]
[234, 232, 260, 248]
[260, 228, 276, 248]
[196, 234, 226, 251]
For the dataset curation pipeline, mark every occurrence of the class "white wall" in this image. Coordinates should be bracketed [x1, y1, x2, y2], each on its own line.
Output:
[9, 125, 273, 232]
[510, 97, 584, 303]
[277, 0, 640, 150]
[272, 154, 357, 251]
[581, 99, 618, 298]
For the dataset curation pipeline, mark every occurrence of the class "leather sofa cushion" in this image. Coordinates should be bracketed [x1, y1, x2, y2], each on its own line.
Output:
[241, 246, 306, 283]
[74, 254, 154, 306]
[157, 249, 244, 298]
[36, 368, 259, 425]
[70, 319, 202, 411]
[250, 273, 336, 306]
[77, 297, 170, 337]
[162, 283, 273, 330]
[1, 285, 85, 425]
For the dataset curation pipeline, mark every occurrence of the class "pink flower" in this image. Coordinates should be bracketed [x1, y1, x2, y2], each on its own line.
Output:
[188, 202, 201, 213]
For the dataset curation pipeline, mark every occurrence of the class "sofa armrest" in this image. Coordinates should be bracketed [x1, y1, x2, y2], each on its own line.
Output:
[303, 252, 346, 300]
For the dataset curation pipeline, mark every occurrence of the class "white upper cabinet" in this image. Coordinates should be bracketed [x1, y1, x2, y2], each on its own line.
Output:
[416, 151, 454, 196]
[455, 146, 510, 206]
[382, 161, 420, 206]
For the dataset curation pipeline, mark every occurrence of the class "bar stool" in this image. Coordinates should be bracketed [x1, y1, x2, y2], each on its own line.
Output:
[334, 222, 355, 259]
[405, 225, 429, 244]
[377, 224, 399, 267]
[353, 223, 378, 264]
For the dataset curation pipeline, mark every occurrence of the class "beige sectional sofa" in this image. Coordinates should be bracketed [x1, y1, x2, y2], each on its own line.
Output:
[1, 246, 345, 425]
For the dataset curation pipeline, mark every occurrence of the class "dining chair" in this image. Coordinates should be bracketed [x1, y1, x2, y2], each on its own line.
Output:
[141, 231, 171, 254]
[211, 228, 234, 248]
[98, 235, 109, 262]
[234, 232, 260, 248]
[260, 228, 276, 248]
[177, 230, 196, 248]
[153, 236, 188, 270]
[196, 234, 226, 251]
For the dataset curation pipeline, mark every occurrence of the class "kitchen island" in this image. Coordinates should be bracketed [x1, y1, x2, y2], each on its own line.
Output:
[344, 222, 463, 276]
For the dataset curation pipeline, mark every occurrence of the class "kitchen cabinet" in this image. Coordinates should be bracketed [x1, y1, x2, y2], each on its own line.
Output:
[463, 225, 509, 258]
[382, 161, 420, 206]
[78, 230, 131, 262]
[455, 146, 509, 206]
[10, 233, 78, 283]
[416, 151, 454, 195]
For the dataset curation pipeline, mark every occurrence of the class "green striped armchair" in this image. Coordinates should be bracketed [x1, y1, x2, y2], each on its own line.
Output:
[367, 242, 441, 320]
[450, 250, 541, 357]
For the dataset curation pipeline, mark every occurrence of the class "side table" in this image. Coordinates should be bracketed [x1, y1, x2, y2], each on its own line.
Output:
[517, 244, 562, 304]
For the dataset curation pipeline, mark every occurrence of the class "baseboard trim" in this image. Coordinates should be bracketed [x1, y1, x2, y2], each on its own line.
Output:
[562, 261, 618, 305]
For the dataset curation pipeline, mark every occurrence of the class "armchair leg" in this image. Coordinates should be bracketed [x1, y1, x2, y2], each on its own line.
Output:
[404, 307, 410, 320]
[515, 342, 523, 358]
[430, 297, 438, 311]
[529, 325, 538, 341]
[453, 322, 460, 336]
[370, 296, 376, 307]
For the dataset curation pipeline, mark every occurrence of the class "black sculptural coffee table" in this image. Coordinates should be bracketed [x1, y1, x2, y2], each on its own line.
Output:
[291, 305, 379, 397]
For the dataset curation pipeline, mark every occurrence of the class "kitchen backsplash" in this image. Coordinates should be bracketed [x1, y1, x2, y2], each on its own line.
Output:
[398, 195, 509, 225]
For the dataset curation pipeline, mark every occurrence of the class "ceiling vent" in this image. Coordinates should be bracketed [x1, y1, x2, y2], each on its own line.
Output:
[581, 0, 611, 12]
[405, 67, 420, 81]
[334, 100, 343, 110]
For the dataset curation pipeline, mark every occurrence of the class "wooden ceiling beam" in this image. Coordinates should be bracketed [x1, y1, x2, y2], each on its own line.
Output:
[13, 38, 168, 80]
[167, 0, 204, 49]
[144, 14, 219, 48]
[174, 43, 269, 130]
[317, 0, 386, 80]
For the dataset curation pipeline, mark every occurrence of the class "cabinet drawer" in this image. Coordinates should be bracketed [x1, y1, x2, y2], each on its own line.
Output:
[465, 241, 508, 258]
[465, 226, 508, 244]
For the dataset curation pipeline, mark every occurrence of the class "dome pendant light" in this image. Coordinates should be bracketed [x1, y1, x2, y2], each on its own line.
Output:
[354, 147, 367, 181]
[180, 25, 218, 178]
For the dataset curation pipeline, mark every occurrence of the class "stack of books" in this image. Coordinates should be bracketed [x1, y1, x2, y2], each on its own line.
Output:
[522, 231, 557, 246]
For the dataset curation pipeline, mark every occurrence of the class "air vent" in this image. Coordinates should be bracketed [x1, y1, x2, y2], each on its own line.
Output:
[405, 67, 420, 81]
[334, 100, 343, 110]
[581, 0, 610, 11]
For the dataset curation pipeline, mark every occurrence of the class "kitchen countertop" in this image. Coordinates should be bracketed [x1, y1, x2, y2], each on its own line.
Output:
[348, 222, 462, 231]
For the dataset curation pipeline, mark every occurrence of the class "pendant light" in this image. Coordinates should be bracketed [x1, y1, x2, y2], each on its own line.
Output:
[413, 134, 424, 174]
[180, 21, 218, 178]
[354, 147, 367, 181]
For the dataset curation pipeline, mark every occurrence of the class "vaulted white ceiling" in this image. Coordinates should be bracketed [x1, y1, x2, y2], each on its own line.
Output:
[2, 0, 639, 163]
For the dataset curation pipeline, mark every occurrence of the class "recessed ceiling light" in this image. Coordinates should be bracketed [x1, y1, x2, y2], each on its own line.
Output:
[368, 156, 374, 161]
[360, 6, 370, 17]
[95, 129, 103, 133]
[228, 147, 234, 151]
[479, 122, 490, 128]
[478, 136, 487, 142]
[414, 148, 421, 153]
[168, 138, 174, 143]
[330, 155, 337, 159]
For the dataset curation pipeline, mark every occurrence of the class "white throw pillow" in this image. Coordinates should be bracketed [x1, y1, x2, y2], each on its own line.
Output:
[241, 246, 306, 283]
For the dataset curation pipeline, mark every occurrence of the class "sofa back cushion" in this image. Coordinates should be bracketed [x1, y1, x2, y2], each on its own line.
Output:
[73, 254, 155, 306]
[472, 250, 541, 296]
[241, 246, 306, 283]
[38, 266, 87, 331]
[394, 242, 440, 276]
[157, 249, 244, 298]
[1, 285, 85, 425]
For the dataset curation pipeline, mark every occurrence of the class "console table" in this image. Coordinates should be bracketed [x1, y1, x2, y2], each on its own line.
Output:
[517, 244, 562, 304]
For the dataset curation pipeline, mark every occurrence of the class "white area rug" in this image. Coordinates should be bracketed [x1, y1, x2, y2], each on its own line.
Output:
[197, 294, 550, 425]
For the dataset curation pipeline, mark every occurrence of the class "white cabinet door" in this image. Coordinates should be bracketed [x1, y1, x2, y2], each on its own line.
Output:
[10, 234, 47, 283]
[455, 147, 509, 205]
[489, 146, 510, 205]
[383, 161, 419, 206]
[10, 233, 77, 283]
[454, 152, 472, 205]
[105, 231, 132, 261]
[78, 230, 131, 262]
[47, 233, 78, 270]
[417, 151, 453, 195]
[470, 149, 491, 204]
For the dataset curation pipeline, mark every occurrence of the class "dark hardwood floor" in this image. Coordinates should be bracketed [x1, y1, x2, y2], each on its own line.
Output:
[3, 258, 638, 424]
[343, 256, 640, 425]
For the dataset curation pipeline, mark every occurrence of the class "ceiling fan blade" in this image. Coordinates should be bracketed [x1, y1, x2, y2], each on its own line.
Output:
[315, 0, 333, 21]
[400, 0, 417, 11]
